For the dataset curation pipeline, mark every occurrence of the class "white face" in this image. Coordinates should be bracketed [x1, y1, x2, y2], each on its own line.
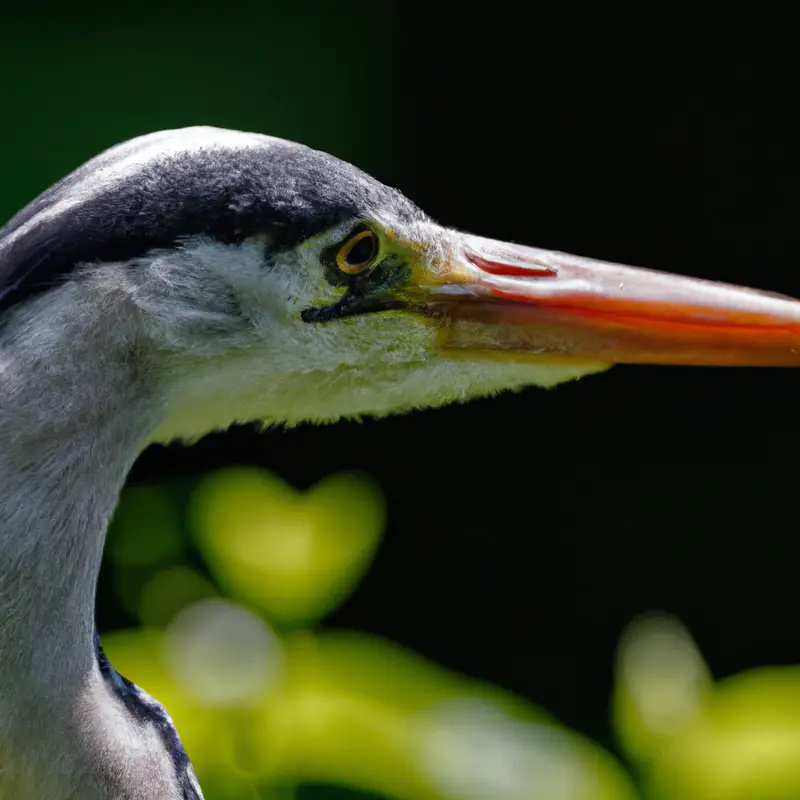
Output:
[148, 218, 605, 444]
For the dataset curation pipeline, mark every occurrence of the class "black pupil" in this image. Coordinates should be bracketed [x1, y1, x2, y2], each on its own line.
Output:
[345, 234, 376, 266]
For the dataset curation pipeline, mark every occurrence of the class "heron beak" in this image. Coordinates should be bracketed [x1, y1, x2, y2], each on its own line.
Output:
[417, 233, 800, 366]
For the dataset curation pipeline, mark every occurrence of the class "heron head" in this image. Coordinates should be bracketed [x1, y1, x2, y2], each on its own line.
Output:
[3, 126, 800, 441]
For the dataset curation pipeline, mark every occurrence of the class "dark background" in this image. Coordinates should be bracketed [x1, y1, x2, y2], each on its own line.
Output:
[3, 1, 799, 755]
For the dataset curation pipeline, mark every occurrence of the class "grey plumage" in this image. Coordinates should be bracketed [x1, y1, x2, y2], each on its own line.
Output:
[5, 123, 685, 798]
[1, 126, 408, 799]
[2, 126, 576, 799]
[94, 634, 203, 799]
[0, 127, 424, 312]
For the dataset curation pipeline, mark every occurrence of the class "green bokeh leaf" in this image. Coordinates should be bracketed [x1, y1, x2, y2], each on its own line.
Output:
[188, 467, 386, 628]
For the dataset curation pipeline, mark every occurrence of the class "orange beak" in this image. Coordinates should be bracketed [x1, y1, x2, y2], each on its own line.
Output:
[420, 234, 800, 366]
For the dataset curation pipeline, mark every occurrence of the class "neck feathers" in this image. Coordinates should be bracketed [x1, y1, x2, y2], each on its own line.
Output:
[0, 281, 201, 798]
[0, 279, 150, 684]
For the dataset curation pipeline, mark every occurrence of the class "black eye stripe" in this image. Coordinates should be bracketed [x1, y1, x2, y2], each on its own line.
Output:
[303, 252, 413, 323]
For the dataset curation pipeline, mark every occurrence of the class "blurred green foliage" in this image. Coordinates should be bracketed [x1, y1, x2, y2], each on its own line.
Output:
[104, 467, 800, 800]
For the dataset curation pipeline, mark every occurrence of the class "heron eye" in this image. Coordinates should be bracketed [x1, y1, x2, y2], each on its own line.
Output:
[335, 229, 379, 275]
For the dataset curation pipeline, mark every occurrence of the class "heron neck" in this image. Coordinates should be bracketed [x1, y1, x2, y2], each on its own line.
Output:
[0, 298, 158, 713]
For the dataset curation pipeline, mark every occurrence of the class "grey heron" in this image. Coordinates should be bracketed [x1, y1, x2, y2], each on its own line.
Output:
[2, 126, 800, 799]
